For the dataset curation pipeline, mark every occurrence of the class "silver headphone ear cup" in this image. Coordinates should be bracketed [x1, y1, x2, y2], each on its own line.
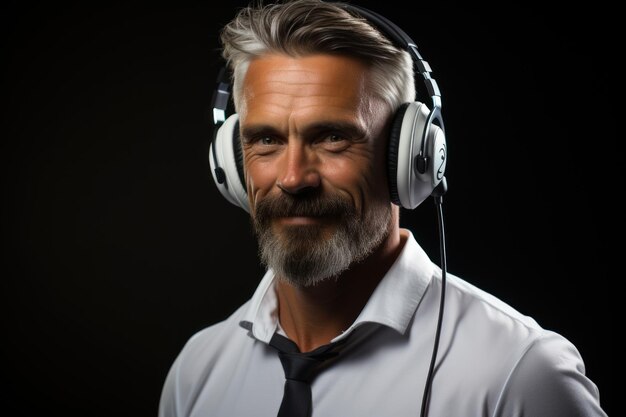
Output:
[428, 124, 447, 184]
[395, 102, 446, 209]
[209, 114, 250, 212]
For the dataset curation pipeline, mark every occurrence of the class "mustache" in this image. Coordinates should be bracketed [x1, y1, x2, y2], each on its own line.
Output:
[254, 191, 354, 223]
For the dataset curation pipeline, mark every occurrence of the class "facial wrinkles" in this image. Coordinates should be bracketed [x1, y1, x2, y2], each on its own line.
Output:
[286, 92, 375, 217]
[241, 54, 386, 213]
[236, 55, 398, 286]
[286, 76, 374, 178]
[244, 55, 368, 133]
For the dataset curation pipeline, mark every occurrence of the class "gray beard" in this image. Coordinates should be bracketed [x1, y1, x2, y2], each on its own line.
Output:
[252, 191, 392, 288]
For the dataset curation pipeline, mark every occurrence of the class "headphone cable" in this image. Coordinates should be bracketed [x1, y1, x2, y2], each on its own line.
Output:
[420, 180, 448, 417]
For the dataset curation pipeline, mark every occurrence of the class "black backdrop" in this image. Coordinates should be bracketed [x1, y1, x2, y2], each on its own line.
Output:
[1, 1, 617, 416]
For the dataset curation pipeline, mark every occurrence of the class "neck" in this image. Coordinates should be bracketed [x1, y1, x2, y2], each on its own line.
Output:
[275, 221, 407, 352]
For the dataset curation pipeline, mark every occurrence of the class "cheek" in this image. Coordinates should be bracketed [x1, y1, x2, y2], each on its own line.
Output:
[325, 159, 364, 187]
[245, 158, 276, 204]
[323, 152, 387, 206]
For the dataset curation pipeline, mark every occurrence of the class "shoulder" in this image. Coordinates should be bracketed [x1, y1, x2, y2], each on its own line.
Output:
[433, 273, 606, 416]
[442, 273, 587, 365]
[493, 332, 606, 416]
[175, 301, 252, 376]
[440, 272, 547, 355]
[445, 273, 541, 331]
[159, 301, 253, 417]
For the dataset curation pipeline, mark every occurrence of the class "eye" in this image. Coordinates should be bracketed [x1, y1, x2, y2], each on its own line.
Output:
[318, 132, 347, 144]
[317, 132, 349, 152]
[248, 135, 280, 147]
[245, 134, 282, 156]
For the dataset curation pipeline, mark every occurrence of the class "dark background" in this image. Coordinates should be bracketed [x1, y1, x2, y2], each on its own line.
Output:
[1, 1, 617, 416]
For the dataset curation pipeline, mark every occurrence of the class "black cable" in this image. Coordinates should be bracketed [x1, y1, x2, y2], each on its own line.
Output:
[419, 190, 447, 417]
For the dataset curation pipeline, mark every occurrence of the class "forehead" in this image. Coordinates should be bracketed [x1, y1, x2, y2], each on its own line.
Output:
[240, 54, 372, 122]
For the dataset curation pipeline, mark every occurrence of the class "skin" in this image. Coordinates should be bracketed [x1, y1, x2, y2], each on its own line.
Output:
[240, 53, 408, 352]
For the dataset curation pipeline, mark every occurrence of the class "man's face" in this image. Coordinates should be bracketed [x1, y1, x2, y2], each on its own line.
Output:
[240, 53, 393, 287]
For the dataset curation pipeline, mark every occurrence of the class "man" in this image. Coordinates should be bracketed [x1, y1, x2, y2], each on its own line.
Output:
[159, 1, 607, 416]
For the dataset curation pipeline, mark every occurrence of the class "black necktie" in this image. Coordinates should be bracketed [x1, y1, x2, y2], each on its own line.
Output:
[269, 332, 346, 417]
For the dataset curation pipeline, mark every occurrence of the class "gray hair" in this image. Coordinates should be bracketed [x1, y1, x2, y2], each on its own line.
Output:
[219, 0, 415, 115]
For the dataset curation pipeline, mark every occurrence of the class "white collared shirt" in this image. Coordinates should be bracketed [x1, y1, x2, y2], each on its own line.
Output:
[159, 229, 607, 417]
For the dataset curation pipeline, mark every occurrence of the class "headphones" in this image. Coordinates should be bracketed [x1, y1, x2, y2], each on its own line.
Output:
[209, 3, 448, 213]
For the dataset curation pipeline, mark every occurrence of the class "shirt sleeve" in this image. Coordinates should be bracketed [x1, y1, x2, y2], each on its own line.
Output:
[158, 332, 207, 417]
[493, 332, 608, 417]
[159, 353, 182, 417]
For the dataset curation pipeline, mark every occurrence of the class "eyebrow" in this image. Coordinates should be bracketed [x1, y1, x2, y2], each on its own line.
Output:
[241, 121, 367, 143]
[240, 124, 281, 143]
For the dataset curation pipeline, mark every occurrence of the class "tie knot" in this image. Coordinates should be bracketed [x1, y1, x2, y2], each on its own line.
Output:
[277, 351, 338, 382]
[270, 333, 343, 383]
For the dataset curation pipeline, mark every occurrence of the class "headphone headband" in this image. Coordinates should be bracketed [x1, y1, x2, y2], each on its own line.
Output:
[212, 66, 231, 125]
[343, 5, 442, 106]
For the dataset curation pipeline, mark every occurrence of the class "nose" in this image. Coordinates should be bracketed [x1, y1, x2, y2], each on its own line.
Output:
[276, 141, 321, 195]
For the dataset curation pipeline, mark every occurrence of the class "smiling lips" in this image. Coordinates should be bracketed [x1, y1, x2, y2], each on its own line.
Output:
[277, 216, 325, 226]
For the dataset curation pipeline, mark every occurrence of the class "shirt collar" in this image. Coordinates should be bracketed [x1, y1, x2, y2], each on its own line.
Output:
[239, 228, 435, 344]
